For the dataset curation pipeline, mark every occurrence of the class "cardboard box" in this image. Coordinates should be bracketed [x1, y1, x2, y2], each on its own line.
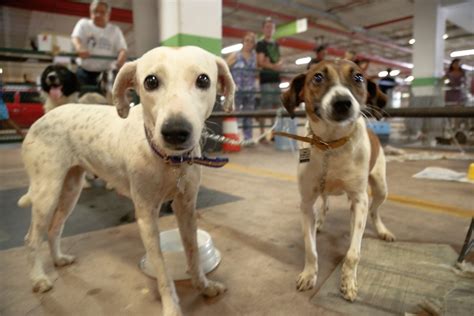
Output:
[37, 33, 72, 53]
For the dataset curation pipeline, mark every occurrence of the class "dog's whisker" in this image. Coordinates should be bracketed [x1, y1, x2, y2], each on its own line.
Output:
[366, 105, 390, 119]
[360, 111, 369, 122]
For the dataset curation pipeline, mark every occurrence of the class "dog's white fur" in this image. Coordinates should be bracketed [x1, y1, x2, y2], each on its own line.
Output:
[19, 46, 235, 316]
[282, 60, 395, 301]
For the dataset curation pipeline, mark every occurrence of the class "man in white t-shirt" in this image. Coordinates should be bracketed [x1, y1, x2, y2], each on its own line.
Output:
[71, 0, 127, 87]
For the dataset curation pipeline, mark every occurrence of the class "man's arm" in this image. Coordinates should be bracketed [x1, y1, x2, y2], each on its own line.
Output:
[257, 52, 282, 71]
[71, 37, 90, 59]
[71, 19, 90, 59]
[116, 48, 127, 69]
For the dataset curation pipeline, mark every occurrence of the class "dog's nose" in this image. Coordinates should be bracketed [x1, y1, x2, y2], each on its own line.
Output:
[333, 99, 352, 114]
[161, 118, 193, 146]
[47, 74, 58, 83]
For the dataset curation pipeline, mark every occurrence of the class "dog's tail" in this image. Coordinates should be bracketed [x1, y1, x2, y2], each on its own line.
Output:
[18, 192, 32, 208]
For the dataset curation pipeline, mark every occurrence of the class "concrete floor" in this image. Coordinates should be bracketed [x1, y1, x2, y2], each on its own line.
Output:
[0, 142, 473, 315]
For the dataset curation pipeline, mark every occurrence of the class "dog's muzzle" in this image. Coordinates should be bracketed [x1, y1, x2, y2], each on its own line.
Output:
[330, 96, 353, 122]
[46, 73, 61, 88]
[161, 117, 193, 149]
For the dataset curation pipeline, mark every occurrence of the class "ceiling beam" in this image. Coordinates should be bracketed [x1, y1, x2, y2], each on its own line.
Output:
[223, 26, 413, 70]
[364, 15, 413, 29]
[1, 0, 133, 23]
[223, 0, 412, 55]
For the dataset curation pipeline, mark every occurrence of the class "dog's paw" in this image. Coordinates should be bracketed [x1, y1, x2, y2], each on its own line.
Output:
[340, 277, 358, 301]
[202, 280, 227, 297]
[162, 307, 183, 316]
[316, 220, 324, 233]
[378, 230, 396, 242]
[32, 277, 53, 293]
[296, 270, 317, 291]
[54, 254, 76, 267]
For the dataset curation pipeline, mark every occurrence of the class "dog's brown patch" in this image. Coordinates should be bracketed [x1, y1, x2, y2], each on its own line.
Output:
[324, 179, 345, 193]
[367, 129, 381, 171]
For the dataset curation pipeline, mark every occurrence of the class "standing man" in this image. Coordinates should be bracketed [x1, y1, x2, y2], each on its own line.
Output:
[71, 0, 127, 88]
[256, 17, 282, 142]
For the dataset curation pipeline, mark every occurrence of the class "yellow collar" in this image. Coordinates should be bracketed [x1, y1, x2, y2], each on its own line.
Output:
[273, 129, 354, 151]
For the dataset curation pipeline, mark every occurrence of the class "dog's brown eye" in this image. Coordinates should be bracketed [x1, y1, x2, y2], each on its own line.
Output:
[313, 73, 324, 84]
[144, 75, 159, 91]
[353, 73, 364, 83]
[196, 74, 210, 89]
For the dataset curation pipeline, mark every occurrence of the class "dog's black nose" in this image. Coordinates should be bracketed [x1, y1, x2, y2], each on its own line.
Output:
[161, 118, 193, 146]
[333, 99, 352, 114]
[331, 98, 353, 121]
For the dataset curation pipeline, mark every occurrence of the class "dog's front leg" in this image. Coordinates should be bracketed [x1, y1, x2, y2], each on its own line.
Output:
[297, 187, 319, 291]
[340, 191, 369, 301]
[134, 198, 181, 316]
[173, 189, 226, 298]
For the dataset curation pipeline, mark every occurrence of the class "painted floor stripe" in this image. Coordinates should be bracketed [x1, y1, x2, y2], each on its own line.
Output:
[224, 162, 474, 218]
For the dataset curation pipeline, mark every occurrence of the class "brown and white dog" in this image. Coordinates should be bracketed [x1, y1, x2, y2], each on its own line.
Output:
[281, 60, 395, 301]
[19, 46, 235, 316]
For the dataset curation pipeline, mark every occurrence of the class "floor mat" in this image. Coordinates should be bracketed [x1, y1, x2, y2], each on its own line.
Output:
[0, 185, 241, 250]
[312, 239, 474, 315]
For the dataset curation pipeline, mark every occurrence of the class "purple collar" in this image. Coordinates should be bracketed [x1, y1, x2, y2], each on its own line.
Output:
[144, 126, 229, 168]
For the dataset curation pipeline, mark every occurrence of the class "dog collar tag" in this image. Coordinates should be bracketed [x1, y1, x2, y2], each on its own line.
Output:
[299, 148, 311, 163]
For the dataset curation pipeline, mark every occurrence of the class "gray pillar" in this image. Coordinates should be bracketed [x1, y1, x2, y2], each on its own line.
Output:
[132, 0, 160, 56]
[407, 0, 446, 144]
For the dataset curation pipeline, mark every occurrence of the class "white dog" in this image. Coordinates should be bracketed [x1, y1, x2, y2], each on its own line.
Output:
[19, 46, 235, 316]
[280, 60, 395, 301]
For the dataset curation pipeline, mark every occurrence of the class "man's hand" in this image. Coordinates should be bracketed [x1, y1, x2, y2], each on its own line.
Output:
[272, 60, 283, 71]
[116, 49, 127, 70]
[77, 50, 91, 59]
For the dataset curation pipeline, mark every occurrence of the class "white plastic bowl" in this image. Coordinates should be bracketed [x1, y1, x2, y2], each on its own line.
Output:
[139, 228, 221, 281]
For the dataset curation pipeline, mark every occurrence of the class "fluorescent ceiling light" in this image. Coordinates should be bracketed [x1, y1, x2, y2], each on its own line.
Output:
[405, 75, 414, 82]
[378, 71, 388, 77]
[279, 82, 290, 89]
[408, 38, 415, 45]
[295, 56, 311, 65]
[221, 43, 243, 55]
[461, 64, 474, 71]
[450, 49, 474, 58]
[389, 69, 400, 76]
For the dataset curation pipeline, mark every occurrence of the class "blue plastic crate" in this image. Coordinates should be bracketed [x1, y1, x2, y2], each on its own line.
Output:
[367, 121, 390, 145]
[367, 121, 390, 135]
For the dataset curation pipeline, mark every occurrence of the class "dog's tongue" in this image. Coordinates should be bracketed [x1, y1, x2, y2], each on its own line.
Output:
[49, 87, 63, 100]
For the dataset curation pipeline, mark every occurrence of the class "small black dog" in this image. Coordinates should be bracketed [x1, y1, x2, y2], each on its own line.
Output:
[40, 64, 107, 112]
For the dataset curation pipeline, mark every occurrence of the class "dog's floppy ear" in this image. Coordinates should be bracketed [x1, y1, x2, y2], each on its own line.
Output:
[281, 73, 306, 118]
[113, 61, 137, 119]
[40, 65, 54, 92]
[366, 79, 387, 108]
[366, 79, 387, 120]
[62, 67, 80, 96]
[215, 56, 236, 112]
